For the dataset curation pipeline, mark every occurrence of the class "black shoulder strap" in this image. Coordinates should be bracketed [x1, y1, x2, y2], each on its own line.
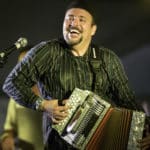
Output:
[89, 44, 112, 92]
[89, 44, 101, 91]
[89, 44, 101, 73]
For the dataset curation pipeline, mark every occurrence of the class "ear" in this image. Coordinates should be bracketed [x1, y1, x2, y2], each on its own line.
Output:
[91, 25, 97, 36]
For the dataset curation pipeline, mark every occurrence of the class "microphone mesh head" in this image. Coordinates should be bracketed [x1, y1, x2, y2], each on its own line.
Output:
[15, 37, 28, 49]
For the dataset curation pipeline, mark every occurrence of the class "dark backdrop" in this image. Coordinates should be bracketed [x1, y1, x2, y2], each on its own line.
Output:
[0, 0, 150, 132]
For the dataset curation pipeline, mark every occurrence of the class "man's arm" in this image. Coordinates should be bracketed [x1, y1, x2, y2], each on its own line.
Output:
[2, 41, 70, 124]
[3, 41, 48, 110]
[105, 50, 143, 111]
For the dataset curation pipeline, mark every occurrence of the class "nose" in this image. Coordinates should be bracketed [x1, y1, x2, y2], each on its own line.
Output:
[70, 17, 79, 26]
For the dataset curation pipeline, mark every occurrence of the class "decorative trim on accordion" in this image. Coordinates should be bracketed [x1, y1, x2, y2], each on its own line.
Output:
[128, 111, 145, 150]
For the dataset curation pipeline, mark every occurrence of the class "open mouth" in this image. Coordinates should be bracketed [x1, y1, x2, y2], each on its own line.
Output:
[68, 28, 81, 38]
[69, 29, 80, 34]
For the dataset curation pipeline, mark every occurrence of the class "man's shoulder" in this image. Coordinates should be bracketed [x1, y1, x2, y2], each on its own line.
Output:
[45, 38, 68, 52]
[93, 44, 118, 59]
[34, 39, 60, 49]
[47, 38, 66, 47]
[30, 38, 64, 55]
[101, 47, 117, 56]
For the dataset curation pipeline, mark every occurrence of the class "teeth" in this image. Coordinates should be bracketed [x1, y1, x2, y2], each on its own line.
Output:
[70, 29, 80, 34]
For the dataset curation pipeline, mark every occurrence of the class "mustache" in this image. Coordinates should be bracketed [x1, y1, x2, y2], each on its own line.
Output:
[67, 27, 83, 33]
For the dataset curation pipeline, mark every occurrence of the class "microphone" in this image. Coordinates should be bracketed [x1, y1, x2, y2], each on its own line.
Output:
[0, 37, 28, 58]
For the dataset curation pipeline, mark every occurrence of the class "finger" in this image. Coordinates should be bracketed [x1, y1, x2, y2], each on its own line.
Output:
[62, 99, 69, 105]
[59, 99, 72, 108]
[52, 108, 68, 119]
[52, 117, 62, 124]
[55, 111, 68, 118]
[57, 105, 70, 112]
[54, 115, 67, 120]
[48, 114, 63, 123]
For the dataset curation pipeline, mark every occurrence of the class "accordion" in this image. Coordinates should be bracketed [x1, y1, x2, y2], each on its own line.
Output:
[52, 88, 145, 150]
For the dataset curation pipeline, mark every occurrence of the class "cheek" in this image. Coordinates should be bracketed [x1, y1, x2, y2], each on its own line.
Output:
[63, 22, 66, 29]
[83, 25, 93, 35]
[63, 20, 70, 27]
[83, 23, 92, 30]
[63, 23, 68, 34]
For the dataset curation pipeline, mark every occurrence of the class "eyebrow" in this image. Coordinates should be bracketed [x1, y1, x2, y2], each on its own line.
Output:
[67, 14, 86, 19]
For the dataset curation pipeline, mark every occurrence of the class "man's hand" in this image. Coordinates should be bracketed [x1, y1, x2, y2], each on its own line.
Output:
[42, 99, 70, 124]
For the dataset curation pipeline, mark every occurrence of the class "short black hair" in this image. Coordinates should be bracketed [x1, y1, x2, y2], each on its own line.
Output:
[66, 0, 97, 25]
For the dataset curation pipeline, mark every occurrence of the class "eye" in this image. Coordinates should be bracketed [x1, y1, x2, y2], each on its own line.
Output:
[79, 17, 86, 23]
[66, 16, 74, 22]
[69, 17, 74, 21]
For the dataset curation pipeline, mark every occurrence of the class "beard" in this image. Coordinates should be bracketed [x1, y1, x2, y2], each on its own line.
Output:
[63, 26, 83, 46]
[64, 33, 83, 46]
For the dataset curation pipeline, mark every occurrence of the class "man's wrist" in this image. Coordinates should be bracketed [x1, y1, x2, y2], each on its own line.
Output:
[35, 97, 44, 111]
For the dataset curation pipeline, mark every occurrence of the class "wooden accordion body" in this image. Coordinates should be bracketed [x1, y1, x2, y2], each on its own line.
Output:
[53, 88, 145, 150]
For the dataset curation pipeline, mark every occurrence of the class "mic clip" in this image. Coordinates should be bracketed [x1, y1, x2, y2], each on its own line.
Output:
[0, 37, 28, 68]
[0, 54, 8, 68]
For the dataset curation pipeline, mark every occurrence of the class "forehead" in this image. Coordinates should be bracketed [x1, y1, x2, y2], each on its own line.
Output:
[65, 8, 93, 20]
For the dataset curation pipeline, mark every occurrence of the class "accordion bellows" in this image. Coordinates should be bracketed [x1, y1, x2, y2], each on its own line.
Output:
[52, 88, 145, 150]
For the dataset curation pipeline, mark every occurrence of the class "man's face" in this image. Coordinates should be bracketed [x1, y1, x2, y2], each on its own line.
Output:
[63, 8, 97, 46]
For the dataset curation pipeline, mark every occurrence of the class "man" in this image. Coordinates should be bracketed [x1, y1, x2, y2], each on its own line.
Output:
[0, 48, 44, 150]
[2, 0, 150, 149]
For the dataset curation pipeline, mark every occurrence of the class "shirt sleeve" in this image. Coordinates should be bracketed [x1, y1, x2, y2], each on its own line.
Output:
[3, 41, 49, 110]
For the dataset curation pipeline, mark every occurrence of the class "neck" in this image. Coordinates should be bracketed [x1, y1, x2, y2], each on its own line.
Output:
[71, 40, 91, 56]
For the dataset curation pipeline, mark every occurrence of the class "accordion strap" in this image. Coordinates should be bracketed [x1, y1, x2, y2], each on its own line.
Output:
[89, 44, 112, 92]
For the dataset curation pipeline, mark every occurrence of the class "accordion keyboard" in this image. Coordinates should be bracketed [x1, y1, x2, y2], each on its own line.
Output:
[52, 88, 111, 149]
[52, 88, 90, 134]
